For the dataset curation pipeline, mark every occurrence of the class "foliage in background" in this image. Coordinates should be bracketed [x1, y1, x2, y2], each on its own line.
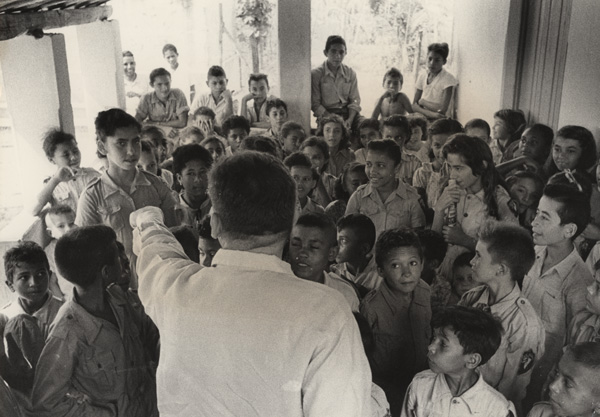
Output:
[236, 0, 274, 73]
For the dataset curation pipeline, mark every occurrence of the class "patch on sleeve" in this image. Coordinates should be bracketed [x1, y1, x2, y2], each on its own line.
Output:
[518, 349, 535, 375]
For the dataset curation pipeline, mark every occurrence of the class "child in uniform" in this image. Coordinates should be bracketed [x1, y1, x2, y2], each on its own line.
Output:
[201, 136, 227, 163]
[280, 121, 306, 157]
[301, 136, 337, 207]
[325, 162, 368, 222]
[265, 98, 289, 148]
[283, 152, 325, 215]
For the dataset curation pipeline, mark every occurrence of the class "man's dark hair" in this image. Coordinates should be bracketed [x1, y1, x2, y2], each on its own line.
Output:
[149, 67, 171, 85]
[222, 115, 251, 137]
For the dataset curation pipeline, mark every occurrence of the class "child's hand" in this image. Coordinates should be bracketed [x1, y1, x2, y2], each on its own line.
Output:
[242, 92, 254, 102]
[521, 157, 542, 174]
[54, 166, 76, 182]
[221, 90, 233, 101]
[199, 119, 215, 137]
[434, 182, 461, 212]
[442, 223, 470, 246]
[126, 91, 140, 98]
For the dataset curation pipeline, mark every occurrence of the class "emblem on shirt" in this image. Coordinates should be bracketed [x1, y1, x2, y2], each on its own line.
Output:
[518, 349, 535, 375]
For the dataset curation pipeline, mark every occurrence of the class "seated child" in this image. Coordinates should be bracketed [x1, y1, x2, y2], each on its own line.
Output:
[460, 220, 545, 413]
[345, 139, 425, 237]
[239, 135, 280, 158]
[33, 129, 100, 217]
[280, 121, 306, 157]
[372, 67, 413, 120]
[301, 136, 337, 207]
[43, 205, 77, 298]
[398, 115, 430, 186]
[491, 109, 527, 164]
[568, 258, 600, 344]
[325, 161, 368, 223]
[179, 126, 204, 146]
[401, 305, 516, 417]
[317, 114, 356, 177]
[496, 124, 554, 178]
[355, 118, 382, 164]
[465, 118, 497, 162]
[201, 136, 227, 163]
[284, 152, 325, 215]
[331, 213, 379, 297]
[31, 225, 160, 417]
[506, 170, 544, 230]
[138, 139, 174, 188]
[528, 342, 600, 417]
[288, 213, 360, 311]
[414, 229, 450, 311]
[265, 98, 289, 147]
[1, 242, 63, 393]
[189, 65, 234, 127]
[170, 225, 200, 263]
[522, 182, 593, 410]
[197, 215, 221, 268]
[381, 114, 411, 148]
[360, 228, 431, 415]
[240, 73, 275, 129]
[222, 115, 250, 154]
[141, 125, 175, 185]
[190, 106, 223, 139]
[173, 143, 213, 232]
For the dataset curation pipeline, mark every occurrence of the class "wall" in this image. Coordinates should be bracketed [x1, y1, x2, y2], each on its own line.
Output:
[558, 0, 600, 143]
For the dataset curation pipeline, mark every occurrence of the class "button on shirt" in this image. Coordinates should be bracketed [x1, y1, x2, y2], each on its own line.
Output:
[311, 61, 361, 118]
[133, 217, 371, 417]
[459, 284, 545, 405]
[400, 370, 516, 417]
[136, 88, 189, 124]
[345, 181, 425, 238]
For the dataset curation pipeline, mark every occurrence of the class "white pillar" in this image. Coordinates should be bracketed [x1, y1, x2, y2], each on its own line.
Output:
[278, 0, 311, 131]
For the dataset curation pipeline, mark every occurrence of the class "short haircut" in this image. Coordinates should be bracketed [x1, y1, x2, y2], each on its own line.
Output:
[201, 136, 226, 151]
[239, 136, 279, 157]
[543, 183, 591, 239]
[198, 215, 214, 241]
[565, 342, 600, 371]
[191, 106, 216, 120]
[284, 151, 313, 171]
[337, 214, 376, 252]
[367, 139, 402, 166]
[464, 118, 490, 137]
[325, 35, 346, 52]
[281, 121, 305, 139]
[44, 204, 75, 219]
[358, 118, 381, 132]
[478, 220, 535, 283]
[333, 161, 366, 201]
[430, 118, 464, 136]
[179, 126, 204, 141]
[208, 151, 296, 238]
[55, 225, 118, 288]
[432, 305, 503, 365]
[295, 212, 337, 247]
[383, 67, 403, 84]
[407, 114, 428, 139]
[4, 241, 49, 283]
[382, 114, 411, 141]
[207, 65, 226, 78]
[169, 225, 199, 263]
[162, 43, 178, 55]
[428, 42, 450, 61]
[493, 109, 527, 143]
[248, 73, 269, 87]
[527, 123, 554, 159]
[375, 228, 423, 268]
[317, 114, 350, 149]
[141, 126, 167, 149]
[266, 98, 288, 115]
[172, 144, 213, 175]
[300, 136, 330, 160]
[547, 170, 593, 199]
[140, 139, 158, 161]
[556, 125, 597, 171]
[453, 251, 475, 271]
[122, 50, 134, 58]
[149, 67, 171, 85]
[95, 108, 141, 142]
[221, 115, 251, 137]
[415, 229, 447, 265]
[42, 128, 77, 160]
[506, 171, 545, 198]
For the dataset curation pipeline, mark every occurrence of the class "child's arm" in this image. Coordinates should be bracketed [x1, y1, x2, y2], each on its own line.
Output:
[431, 184, 460, 233]
[239, 93, 252, 118]
[222, 90, 234, 121]
[412, 89, 444, 120]
[32, 167, 76, 216]
[371, 93, 388, 120]
[419, 87, 453, 114]
[398, 92, 413, 114]
[496, 156, 542, 178]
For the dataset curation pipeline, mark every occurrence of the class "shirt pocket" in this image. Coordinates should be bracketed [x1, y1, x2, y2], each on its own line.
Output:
[387, 208, 409, 228]
[97, 204, 124, 232]
[321, 78, 339, 103]
[79, 349, 117, 391]
[540, 288, 564, 336]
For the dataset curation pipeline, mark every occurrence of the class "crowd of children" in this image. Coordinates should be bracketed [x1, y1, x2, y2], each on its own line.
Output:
[1, 34, 599, 417]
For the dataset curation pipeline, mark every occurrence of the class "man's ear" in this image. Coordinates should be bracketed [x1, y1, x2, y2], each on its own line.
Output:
[496, 262, 508, 277]
[360, 243, 372, 258]
[328, 245, 339, 263]
[563, 223, 577, 240]
[210, 212, 223, 240]
[97, 140, 107, 156]
[465, 352, 482, 370]
[5, 280, 14, 292]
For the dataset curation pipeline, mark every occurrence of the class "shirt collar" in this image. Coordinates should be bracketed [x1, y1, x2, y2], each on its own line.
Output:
[379, 280, 412, 314]
[364, 180, 409, 199]
[536, 246, 581, 279]
[322, 60, 349, 81]
[150, 90, 176, 104]
[211, 249, 294, 276]
[431, 371, 487, 414]
[100, 169, 151, 197]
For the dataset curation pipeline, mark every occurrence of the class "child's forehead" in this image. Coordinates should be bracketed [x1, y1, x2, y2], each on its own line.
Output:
[384, 246, 421, 261]
[293, 224, 329, 241]
[14, 260, 47, 274]
[384, 75, 402, 82]
[323, 121, 342, 129]
[290, 165, 312, 175]
[285, 129, 305, 137]
[249, 79, 268, 86]
[47, 212, 75, 223]
[269, 106, 287, 114]
[183, 159, 209, 170]
[208, 75, 226, 83]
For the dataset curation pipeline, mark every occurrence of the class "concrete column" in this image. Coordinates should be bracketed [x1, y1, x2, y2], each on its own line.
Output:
[278, 0, 311, 131]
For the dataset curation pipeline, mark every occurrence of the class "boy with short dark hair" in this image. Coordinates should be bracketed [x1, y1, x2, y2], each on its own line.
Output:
[401, 305, 516, 417]
[197, 215, 221, 268]
[360, 228, 431, 415]
[460, 220, 545, 413]
[31, 226, 160, 417]
[288, 212, 359, 311]
[283, 152, 324, 215]
[189, 65, 233, 127]
[522, 183, 594, 410]
[381, 115, 411, 148]
[280, 121, 306, 157]
[240, 73, 275, 128]
[221, 114, 251, 154]
[355, 118, 382, 164]
[372, 67, 412, 120]
[265, 98, 289, 147]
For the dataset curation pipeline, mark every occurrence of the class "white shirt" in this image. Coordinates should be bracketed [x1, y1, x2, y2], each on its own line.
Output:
[133, 218, 371, 417]
[323, 271, 360, 312]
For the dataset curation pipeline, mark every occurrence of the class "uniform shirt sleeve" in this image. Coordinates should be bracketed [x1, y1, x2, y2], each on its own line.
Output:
[408, 198, 426, 228]
[173, 89, 190, 116]
[153, 178, 179, 227]
[75, 186, 102, 226]
[136, 93, 151, 121]
[345, 191, 360, 216]
[399, 380, 417, 417]
[311, 67, 328, 118]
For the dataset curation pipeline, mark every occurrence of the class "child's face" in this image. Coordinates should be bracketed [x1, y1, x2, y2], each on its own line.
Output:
[428, 326, 471, 376]
[227, 128, 249, 151]
[123, 55, 135, 77]
[405, 127, 423, 152]
[178, 160, 209, 199]
[283, 129, 305, 154]
[382, 125, 406, 147]
[249, 79, 269, 101]
[290, 165, 316, 201]
[289, 225, 336, 282]
[531, 196, 572, 246]
[548, 351, 600, 417]
[268, 106, 288, 132]
[446, 153, 481, 193]
[204, 140, 225, 162]
[323, 122, 343, 150]
[46, 212, 76, 240]
[586, 271, 600, 315]
[137, 150, 158, 175]
[452, 265, 478, 297]
[510, 177, 541, 213]
[343, 169, 368, 195]
[51, 140, 81, 169]
[180, 133, 203, 146]
[519, 128, 545, 161]
[194, 114, 214, 128]
[470, 240, 498, 286]
[7, 261, 49, 306]
[324, 43, 346, 68]
[359, 127, 380, 148]
[492, 117, 510, 141]
[207, 76, 228, 98]
[152, 75, 172, 101]
[553, 136, 583, 171]
[431, 134, 450, 161]
[198, 237, 221, 268]
[427, 51, 446, 74]
[383, 76, 402, 94]
[163, 50, 178, 68]
[302, 146, 327, 173]
[102, 126, 141, 172]
[378, 246, 423, 294]
[465, 127, 490, 143]
[366, 150, 398, 190]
